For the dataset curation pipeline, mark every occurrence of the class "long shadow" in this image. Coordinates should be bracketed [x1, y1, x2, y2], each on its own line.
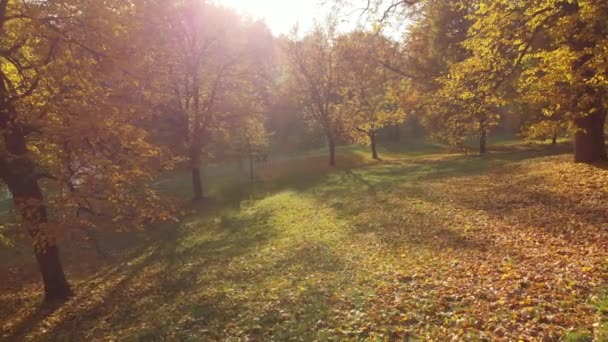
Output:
[173, 241, 349, 340]
[176, 209, 275, 261]
[1, 301, 63, 341]
[208, 143, 569, 215]
[308, 146, 570, 208]
[338, 191, 487, 253]
[452, 172, 608, 236]
[2, 225, 184, 341]
[342, 169, 377, 195]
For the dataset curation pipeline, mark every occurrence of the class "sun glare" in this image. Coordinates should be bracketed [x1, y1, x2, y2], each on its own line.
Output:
[215, 0, 326, 35]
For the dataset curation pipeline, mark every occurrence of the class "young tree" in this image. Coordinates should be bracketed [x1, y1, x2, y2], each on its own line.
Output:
[335, 31, 405, 159]
[285, 21, 342, 166]
[141, 1, 273, 200]
[235, 118, 271, 182]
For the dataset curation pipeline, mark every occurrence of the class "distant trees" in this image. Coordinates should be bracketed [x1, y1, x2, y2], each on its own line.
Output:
[439, 0, 608, 162]
[286, 24, 411, 163]
[346, 0, 608, 162]
[235, 118, 271, 181]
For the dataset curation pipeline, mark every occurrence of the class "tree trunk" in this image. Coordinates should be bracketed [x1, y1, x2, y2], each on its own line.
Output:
[249, 153, 255, 182]
[392, 125, 400, 142]
[574, 108, 607, 163]
[1, 106, 71, 301]
[191, 164, 204, 201]
[191, 74, 204, 201]
[3, 168, 72, 301]
[370, 132, 379, 160]
[479, 125, 487, 155]
[34, 243, 72, 301]
[190, 144, 204, 201]
[328, 134, 336, 167]
[552, 133, 558, 146]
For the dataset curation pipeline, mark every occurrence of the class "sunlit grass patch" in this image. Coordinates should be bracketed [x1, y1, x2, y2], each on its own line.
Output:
[2, 140, 607, 341]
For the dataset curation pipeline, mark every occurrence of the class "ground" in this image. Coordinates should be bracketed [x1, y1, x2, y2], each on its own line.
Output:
[1, 141, 607, 341]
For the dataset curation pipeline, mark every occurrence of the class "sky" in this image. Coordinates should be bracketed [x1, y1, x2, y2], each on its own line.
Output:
[215, 0, 408, 39]
[215, 0, 348, 36]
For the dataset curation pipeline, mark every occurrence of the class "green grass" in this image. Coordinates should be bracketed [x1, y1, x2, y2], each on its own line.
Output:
[2, 138, 607, 341]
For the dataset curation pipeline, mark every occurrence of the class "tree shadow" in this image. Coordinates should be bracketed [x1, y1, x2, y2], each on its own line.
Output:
[1, 299, 64, 341]
[6, 202, 283, 340]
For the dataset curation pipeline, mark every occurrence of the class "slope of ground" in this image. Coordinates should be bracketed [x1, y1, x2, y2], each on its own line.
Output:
[1, 142, 607, 341]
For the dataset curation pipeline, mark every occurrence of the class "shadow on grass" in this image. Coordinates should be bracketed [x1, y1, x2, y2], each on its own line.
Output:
[1, 141, 584, 340]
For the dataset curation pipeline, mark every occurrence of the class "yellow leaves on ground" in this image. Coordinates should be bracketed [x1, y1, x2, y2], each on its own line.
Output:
[1, 146, 608, 340]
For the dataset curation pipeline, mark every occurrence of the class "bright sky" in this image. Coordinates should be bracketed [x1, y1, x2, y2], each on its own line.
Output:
[214, 0, 407, 39]
[215, 0, 339, 35]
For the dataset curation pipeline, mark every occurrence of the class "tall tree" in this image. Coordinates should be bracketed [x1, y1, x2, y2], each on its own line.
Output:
[286, 21, 342, 166]
[335, 31, 405, 159]
[0, 0, 170, 301]
[451, 0, 608, 162]
[141, 0, 272, 200]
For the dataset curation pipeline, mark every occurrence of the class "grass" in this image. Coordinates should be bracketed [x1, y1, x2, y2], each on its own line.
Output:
[1, 139, 608, 341]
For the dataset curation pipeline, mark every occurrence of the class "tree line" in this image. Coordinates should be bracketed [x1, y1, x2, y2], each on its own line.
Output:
[0, 0, 606, 301]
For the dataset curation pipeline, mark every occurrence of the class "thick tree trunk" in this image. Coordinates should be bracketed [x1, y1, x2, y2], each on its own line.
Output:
[3, 168, 72, 301]
[479, 125, 487, 155]
[574, 109, 607, 163]
[34, 244, 72, 301]
[328, 135, 336, 167]
[552, 133, 557, 146]
[1, 105, 71, 301]
[370, 132, 379, 160]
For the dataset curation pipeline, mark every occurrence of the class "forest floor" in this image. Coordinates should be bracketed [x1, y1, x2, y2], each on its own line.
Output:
[1, 140, 608, 341]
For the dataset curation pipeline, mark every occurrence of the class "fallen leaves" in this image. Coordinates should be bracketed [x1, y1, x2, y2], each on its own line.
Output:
[1, 149, 607, 341]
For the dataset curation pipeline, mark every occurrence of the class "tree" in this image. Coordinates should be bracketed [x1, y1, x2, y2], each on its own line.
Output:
[432, 55, 502, 154]
[335, 31, 405, 159]
[141, 0, 273, 200]
[455, 0, 608, 162]
[0, 0, 171, 301]
[399, 0, 495, 153]
[234, 118, 271, 181]
[285, 21, 342, 166]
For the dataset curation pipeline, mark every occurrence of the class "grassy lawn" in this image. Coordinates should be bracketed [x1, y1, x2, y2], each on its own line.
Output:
[1, 140, 608, 341]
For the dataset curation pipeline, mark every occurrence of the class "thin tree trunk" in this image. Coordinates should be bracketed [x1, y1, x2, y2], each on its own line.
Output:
[191, 74, 204, 200]
[191, 162, 204, 201]
[479, 124, 487, 155]
[370, 132, 379, 160]
[249, 153, 255, 182]
[552, 132, 558, 146]
[328, 134, 336, 167]
[574, 108, 607, 163]
[190, 143, 204, 200]
[392, 125, 400, 142]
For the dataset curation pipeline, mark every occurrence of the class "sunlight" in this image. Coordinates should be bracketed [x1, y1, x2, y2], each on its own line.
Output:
[215, 0, 326, 35]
